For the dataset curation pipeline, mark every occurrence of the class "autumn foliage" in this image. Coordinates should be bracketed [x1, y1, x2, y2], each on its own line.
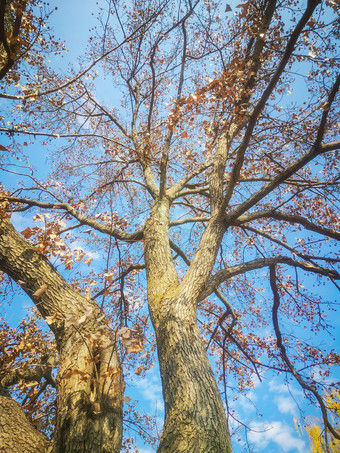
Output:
[0, 0, 339, 452]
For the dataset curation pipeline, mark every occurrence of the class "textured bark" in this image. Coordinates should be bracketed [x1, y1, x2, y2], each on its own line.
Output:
[0, 0, 26, 80]
[53, 330, 123, 453]
[155, 304, 232, 453]
[0, 394, 50, 452]
[144, 199, 232, 452]
[0, 212, 123, 453]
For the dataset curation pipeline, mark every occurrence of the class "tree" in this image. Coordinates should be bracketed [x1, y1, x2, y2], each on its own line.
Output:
[295, 390, 340, 453]
[0, 0, 339, 451]
[0, 2, 124, 452]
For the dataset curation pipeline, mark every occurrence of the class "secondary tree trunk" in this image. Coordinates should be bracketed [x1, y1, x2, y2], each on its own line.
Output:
[0, 394, 50, 452]
[144, 199, 232, 452]
[0, 211, 124, 452]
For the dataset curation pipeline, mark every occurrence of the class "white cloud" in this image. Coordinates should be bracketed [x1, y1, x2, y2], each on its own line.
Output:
[268, 378, 303, 398]
[269, 379, 290, 394]
[248, 420, 307, 453]
[237, 391, 258, 413]
[133, 370, 164, 414]
[70, 239, 101, 261]
[11, 212, 33, 231]
[275, 395, 298, 417]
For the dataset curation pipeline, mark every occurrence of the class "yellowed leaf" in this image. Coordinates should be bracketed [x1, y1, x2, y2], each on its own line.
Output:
[26, 381, 39, 387]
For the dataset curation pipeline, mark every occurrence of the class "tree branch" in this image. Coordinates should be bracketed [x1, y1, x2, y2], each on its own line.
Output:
[0, 0, 26, 80]
[201, 256, 339, 300]
[170, 216, 209, 227]
[221, 0, 322, 213]
[168, 163, 212, 200]
[0, 0, 169, 99]
[92, 263, 145, 300]
[2, 196, 143, 242]
[0, 128, 134, 150]
[225, 72, 340, 223]
[238, 224, 340, 264]
[1, 362, 56, 389]
[85, 89, 131, 138]
[269, 265, 340, 440]
[235, 210, 340, 241]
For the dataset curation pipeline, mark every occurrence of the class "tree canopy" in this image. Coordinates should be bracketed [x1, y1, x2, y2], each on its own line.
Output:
[0, 0, 339, 451]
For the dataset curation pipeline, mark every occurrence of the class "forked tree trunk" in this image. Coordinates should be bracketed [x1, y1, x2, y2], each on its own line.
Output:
[0, 212, 124, 452]
[144, 199, 232, 452]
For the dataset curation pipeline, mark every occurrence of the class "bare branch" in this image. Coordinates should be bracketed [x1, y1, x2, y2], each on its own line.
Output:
[0, 0, 169, 100]
[235, 210, 340, 241]
[239, 224, 340, 264]
[0, 128, 134, 150]
[2, 196, 143, 242]
[170, 216, 209, 227]
[201, 256, 339, 300]
[85, 90, 131, 138]
[92, 263, 145, 300]
[169, 239, 190, 266]
[221, 0, 322, 213]
[168, 163, 212, 200]
[321, 140, 340, 152]
[225, 73, 340, 222]
[159, 12, 192, 197]
[270, 265, 340, 440]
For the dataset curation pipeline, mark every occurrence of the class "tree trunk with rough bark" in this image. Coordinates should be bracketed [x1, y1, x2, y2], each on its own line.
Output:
[144, 198, 232, 452]
[0, 212, 124, 453]
[0, 394, 50, 453]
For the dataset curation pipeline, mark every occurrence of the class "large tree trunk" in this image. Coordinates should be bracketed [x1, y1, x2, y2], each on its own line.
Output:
[0, 212, 124, 452]
[144, 199, 232, 452]
[0, 394, 50, 452]
[155, 303, 232, 452]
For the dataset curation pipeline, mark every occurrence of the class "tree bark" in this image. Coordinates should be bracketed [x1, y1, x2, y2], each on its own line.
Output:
[144, 199, 232, 452]
[155, 303, 232, 453]
[0, 212, 124, 452]
[0, 394, 50, 453]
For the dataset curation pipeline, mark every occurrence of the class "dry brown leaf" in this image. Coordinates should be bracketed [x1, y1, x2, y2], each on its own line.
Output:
[135, 365, 144, 376]
[32, 283, 48, 298]
[21, 227, 33, 238]
[126, 341, 143, 354]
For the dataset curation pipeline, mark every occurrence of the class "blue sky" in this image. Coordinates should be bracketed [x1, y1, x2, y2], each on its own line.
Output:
[1, 1, 339, 452]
